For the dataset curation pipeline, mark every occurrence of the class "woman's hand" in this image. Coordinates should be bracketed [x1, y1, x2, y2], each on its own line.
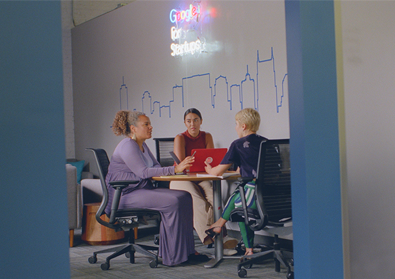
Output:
[174, 156, 195, 173]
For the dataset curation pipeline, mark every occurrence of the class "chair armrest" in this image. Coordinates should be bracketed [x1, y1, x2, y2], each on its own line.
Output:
[237, 177, 253, 184]
[235, 177, 254, 226]
[109, 180, 139, 189]
[108, 180, 139, 224]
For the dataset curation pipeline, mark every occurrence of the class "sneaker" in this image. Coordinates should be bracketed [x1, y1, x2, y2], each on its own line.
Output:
[223, 236, 239, 249]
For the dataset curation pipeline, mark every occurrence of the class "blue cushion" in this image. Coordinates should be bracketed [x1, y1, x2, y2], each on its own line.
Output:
[67, 160, 85, 184]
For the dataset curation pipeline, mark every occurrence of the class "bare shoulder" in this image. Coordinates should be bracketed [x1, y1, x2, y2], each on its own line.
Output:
[205, 132, 214, 148]
[174, 134, 185, 144]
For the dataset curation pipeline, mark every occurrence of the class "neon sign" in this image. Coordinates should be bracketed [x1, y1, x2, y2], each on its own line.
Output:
[170, 26, 182, 41]
[169, 3, 204, 57]
[169, 4, 200, 23]
[171, 39, 202, 56]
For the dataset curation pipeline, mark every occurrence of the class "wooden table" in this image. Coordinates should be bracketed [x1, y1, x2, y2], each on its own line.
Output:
[152, 172, 239, 268]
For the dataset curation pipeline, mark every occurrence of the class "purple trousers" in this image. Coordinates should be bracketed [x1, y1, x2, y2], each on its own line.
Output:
[118, 188, 195, 266]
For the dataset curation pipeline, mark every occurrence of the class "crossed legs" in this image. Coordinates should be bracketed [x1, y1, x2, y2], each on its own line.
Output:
[170, 180, 213, 244]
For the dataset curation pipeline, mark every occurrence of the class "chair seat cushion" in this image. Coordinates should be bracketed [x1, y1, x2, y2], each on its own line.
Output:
[115, 208, 159, 218]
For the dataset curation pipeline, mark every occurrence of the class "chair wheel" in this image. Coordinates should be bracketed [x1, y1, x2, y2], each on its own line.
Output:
[287, 271, 294, 279]
[101, 262, 110, 270]
[238, 267, 247, 278]
[149, 260, 158, 268]
[239, 258, 252, 269]
[88, 256, 97, 264]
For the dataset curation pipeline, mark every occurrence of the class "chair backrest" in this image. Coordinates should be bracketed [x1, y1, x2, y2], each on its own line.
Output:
[153, 137, 175, 166]
[252, 139, 292, 231]
[86, 148, 111, 227]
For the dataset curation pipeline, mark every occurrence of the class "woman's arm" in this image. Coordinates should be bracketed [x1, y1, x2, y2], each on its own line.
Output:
[120, 140, 175, 178]
[173, 134, 186, 161]
[205, 132, 214, 149]
[148, 141, 194, 173]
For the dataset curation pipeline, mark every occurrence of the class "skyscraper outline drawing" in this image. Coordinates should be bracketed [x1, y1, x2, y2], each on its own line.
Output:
[119, 47, 287, 117]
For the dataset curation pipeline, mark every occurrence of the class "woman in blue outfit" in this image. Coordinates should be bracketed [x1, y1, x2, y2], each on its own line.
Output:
[105, 110, 209, 266]
[204, 108, 267, 257]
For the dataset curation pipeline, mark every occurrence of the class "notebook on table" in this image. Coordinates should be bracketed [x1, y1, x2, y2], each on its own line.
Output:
[189, 148, 227, 173]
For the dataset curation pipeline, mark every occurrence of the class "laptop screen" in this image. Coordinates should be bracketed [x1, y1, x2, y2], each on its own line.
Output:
[189, 148, 227, 173]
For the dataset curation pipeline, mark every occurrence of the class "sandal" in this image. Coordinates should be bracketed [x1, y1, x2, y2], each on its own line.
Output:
[205, 227, 222, 239]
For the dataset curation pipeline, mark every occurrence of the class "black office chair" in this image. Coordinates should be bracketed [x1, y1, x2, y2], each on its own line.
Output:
[229, 140, 294, 278]
[86, 148, 160, 270]
[153, 137, 175, 188]
[153, 137, 175, 167]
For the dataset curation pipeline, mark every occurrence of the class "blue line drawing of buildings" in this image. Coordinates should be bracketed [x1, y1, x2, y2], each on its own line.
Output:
[120, 47, 287, 117]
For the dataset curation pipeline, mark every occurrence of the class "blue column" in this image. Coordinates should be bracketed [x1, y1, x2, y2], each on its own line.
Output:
[285, 1, 344, 278]
[0, 1, 70, 278]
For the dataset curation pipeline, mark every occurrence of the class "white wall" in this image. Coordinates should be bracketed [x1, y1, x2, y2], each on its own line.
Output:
[341, 1, 395, 278]
[61, 0, 135, 159]
[71, 1, 290, 174]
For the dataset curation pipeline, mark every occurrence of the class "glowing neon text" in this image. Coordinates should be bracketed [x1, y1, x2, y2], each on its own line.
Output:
[170, 39, 202, 56]
[169, 4, 200, 23]
[170, 26, 182, 41]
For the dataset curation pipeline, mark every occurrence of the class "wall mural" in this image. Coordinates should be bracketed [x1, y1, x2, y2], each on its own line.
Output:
[72, 1, 290, 155]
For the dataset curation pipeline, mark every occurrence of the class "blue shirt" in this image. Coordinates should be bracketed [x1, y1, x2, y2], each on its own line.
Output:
[221, 134, 267, 178]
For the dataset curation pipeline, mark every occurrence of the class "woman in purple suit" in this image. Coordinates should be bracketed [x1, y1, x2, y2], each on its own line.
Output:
[105, 110, 209, 266]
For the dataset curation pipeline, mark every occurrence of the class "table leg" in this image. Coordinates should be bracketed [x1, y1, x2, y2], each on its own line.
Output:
[204, 180, 223, 268]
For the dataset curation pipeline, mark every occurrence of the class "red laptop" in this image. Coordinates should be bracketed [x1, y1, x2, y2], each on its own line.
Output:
[189, 148, 228, 173]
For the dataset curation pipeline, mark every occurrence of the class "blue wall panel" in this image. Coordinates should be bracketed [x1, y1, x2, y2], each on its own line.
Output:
[0, 1, 70, 278]
[285, 1, 344, 278]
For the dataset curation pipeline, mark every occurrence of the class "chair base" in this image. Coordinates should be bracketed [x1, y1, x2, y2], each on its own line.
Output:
[237, 235, 294, 279]
[88, 229, 159, 270]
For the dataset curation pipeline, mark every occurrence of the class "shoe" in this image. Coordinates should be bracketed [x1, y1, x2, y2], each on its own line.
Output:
[188, 253, 211, 262]
[205, 227, 221, 239]
[223, 236, 239, 249]
[223, 249, 238, 256]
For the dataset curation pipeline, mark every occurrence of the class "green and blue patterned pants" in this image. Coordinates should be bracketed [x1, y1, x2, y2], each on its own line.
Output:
[222, 181, 256, 248]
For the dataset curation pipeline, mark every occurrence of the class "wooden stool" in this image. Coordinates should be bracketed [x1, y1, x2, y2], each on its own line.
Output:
[82, 203, 127, 245]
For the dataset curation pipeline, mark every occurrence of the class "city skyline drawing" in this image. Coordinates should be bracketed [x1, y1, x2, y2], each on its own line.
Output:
[118, 47, 288, 118]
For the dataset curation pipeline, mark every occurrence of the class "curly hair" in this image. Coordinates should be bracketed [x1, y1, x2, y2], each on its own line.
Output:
[112, 110, 146, 136]
[235, 108, 260, 132]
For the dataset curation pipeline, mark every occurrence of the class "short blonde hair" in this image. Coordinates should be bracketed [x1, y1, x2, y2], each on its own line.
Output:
[235, 108, 260, 132]
[112, 110, 145, 136]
